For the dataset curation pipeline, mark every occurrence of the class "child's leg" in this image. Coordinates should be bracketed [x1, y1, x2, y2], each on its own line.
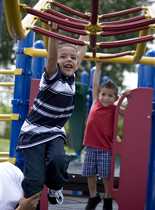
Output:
[103, 177, 111, 198]
[45, 137, 71, 204]
[85, 176, 101, 210]
[87, 175, 97, 198]
[103, 179, 112, 210]
[22, 144, 46, 197]
[97, 150, 112, 210]
[45, 137, 70, 189]
[82, 147, 101, 210]
[20, 144, 46, 210]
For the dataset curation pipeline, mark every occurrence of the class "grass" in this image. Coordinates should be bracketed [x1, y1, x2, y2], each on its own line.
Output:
[0, 138, 10, 152]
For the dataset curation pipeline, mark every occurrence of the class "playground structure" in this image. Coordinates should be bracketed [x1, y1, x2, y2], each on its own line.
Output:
[1, 0, 155, 210]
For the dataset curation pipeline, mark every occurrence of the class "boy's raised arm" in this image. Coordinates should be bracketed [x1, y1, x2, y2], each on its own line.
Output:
[46, 24, 58, 78]
[76, 35, 89, 70]
[93, 62, 102, 102]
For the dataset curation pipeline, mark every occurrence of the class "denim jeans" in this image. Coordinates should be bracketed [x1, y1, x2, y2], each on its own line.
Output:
[22, 137, 70, 197]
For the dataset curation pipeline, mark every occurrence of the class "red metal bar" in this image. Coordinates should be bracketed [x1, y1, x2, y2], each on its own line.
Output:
[99, 7, 143, 20]
[45, 9, 89, 24]
[90, 0, 99, 57]
[90, 35, 97, 57]
[41, 18, 88, 35]
[91, 0, 99, 25]
[26, 7, 86, 30]
[52, 1, 90, 20]
[100, 26, 148, 36]
[100, 15, 146, 25]
[58, 25, 87, 36]
[101, 17, 155, 31]
[98, 35, 154, 48]
[32, 26, 87, 46]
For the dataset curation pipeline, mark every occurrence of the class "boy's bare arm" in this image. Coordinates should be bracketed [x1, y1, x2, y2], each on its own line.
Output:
[46, 24, 58, 78]
[76, 35, 89, 69]
[93, 62, 102, 102]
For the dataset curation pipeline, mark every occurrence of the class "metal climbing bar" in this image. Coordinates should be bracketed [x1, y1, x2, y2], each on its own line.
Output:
[90, 0, 99, 57]
[32, 26, 87, 46]
[26, 7, 86, 30]
[84, 52, 155, 65]
[101, 17, 155, 31]
[133, 28, 149, 63]
[99, 6, 143, 20]
[45, 9, 89, 24]
[41, 18, 88, 35]
[90, 0, 99, 25]
[0, 156, 16, 163]
[23, 47, 155, 65]
[0, 82, 14, 87]
[51, 0, 90, 20]
[98, 35, 154, 48]
[100, 26, 148, 36]
[0, 68, 22, 75]
[24, 48, 47, 57]
[100, 15, 146, 25]
[0, 114, 19, 121]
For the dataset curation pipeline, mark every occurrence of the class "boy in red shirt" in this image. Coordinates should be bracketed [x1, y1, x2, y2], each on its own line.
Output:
[82, 63, 118, 210]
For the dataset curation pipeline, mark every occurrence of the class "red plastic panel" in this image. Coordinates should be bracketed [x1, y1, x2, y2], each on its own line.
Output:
[40, 187, 48, 210]
[29, 79, 40, 111]
[110, 88, 153, 210]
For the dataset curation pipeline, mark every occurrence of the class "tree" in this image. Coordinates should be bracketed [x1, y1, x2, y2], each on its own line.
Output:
[1, 0, 145, 89]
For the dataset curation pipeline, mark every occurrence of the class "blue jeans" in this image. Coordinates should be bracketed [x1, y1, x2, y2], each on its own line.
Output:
[22, 137, 70, 197]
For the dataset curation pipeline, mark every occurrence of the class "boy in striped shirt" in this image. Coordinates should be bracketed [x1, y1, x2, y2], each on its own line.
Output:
[16, 25, 87, 209]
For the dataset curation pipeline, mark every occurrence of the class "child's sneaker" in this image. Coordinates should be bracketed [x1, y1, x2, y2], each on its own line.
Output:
[85, 194, 101, 210]
[48, 188, 64, 205]
[103, 198, 112, 210]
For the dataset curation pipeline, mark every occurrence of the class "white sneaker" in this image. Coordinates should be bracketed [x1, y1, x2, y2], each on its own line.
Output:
[48, 188, 64, 205]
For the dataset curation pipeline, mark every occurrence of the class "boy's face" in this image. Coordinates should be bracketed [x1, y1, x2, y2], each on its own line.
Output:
[98, 87, 117, 107]
[58, 45, 78, 76]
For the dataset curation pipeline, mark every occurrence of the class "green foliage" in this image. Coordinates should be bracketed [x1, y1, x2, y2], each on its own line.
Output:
[0, 104, 11, 139]
[0, 15, 15, 66]
[0, 138, 10, 152]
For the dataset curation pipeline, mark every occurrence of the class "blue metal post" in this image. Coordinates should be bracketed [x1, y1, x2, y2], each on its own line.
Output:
[80, 68, 89, 87]
[138, 49, 155, 210]
[10, 32, 35, 167]
[31, 40, 46, 79]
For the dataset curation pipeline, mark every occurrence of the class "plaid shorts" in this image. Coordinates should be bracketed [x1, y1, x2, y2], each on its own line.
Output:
[82, 147, 112, 178]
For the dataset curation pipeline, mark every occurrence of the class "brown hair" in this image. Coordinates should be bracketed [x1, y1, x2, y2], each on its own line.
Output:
[100, 80, 118, 97]
[58, 40, 78, 51]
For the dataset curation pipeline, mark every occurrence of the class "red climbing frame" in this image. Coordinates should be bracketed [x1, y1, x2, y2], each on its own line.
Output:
[110, 88, 153, 210]
[29, 80, 153, 210]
